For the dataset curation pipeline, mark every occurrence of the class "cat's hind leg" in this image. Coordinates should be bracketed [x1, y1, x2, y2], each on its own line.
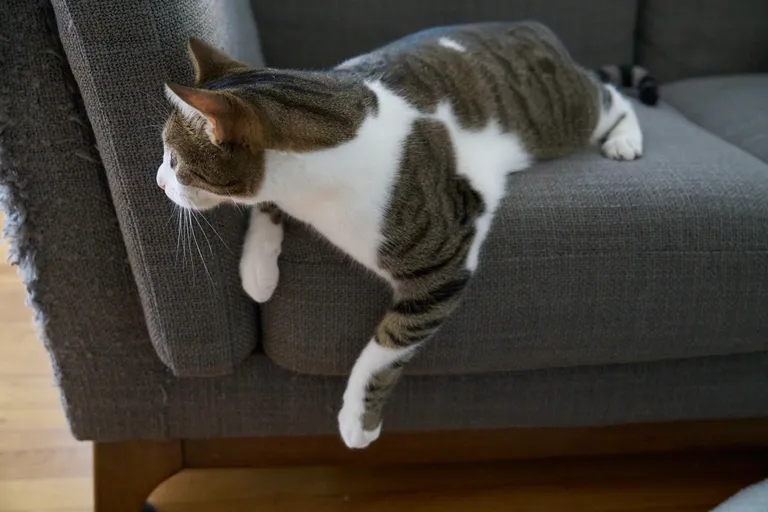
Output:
[592, 84, 643, 161]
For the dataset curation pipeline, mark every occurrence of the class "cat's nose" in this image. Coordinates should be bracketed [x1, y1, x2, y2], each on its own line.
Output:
[159, 183, 166, 190]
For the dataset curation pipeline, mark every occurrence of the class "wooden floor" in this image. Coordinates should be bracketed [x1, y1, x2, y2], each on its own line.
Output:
[0, 219, 93, 511]
[149, 452, 767, 512]
[0, 214, 764, 511]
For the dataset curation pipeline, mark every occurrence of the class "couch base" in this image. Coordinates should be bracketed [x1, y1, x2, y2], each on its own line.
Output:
[95, 418, 768, 511]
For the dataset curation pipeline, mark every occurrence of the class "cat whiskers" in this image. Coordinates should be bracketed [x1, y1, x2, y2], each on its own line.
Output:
[190, 211, 213, 255]
[168, 195, 233, 287]
[227, 194, 247, 217]
[196, 210, 233, 254]
[186, 208, 214, 286]
[173, 204, 184, 267]
[181, 206, 192, 269]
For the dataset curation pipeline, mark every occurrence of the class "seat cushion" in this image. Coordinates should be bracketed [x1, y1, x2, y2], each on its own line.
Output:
[663, 75, 768, 163]
[250, 0, 637, 69]
[261, 103, 768, 377]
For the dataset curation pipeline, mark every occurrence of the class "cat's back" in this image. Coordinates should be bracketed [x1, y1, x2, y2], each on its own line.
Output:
[338, 21, 569, 72]
[338, 21, 600, 159]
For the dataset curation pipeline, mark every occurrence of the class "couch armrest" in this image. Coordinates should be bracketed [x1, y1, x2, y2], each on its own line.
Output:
[50, 0, 264, 376]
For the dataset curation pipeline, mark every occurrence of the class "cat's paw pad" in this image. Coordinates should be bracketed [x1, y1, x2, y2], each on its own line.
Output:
[338, 402, 381, 449]
[601, 135, 642, 161]
[240, 258, 279, 303]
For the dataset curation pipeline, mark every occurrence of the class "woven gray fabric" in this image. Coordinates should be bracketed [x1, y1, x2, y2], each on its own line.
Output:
[262, 103, 768, 376]
[6, 0, 768, 444]
[663, 75, 768, 164]
[250, 0, 637, 69]
[0, 0, 168, 433]
[637, 0, 768, 83]
[66, 350, 768, 441]
[50, 0, 265, 376]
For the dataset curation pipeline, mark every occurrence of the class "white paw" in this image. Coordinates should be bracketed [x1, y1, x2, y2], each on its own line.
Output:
[602, 135, 642, 160]
[240, 254, 279, 303]
[338, 400, 382, 449]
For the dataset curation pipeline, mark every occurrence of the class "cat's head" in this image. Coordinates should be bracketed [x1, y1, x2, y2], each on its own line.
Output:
[156, 38, 265, 211]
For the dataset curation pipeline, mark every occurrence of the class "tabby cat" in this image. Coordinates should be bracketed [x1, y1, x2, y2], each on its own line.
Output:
[156, 22, 658, 449]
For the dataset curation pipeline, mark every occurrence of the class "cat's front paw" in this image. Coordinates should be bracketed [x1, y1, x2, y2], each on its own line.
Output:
[240, 254, 279, 303]
[338, 400, 382, 449]
[601, 135, 642, 161]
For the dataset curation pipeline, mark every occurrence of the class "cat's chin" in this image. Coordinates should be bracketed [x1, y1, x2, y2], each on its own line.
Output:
[164, 187, 224, 211]
[168, 194, 222, 212]
[187, 202, 220, 212]
[183, 199, 222, 212]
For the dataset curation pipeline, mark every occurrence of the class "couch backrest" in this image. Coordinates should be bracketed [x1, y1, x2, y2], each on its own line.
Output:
[637, 0, 768, 83]
[252, 0, 768, 83]
[250, 0, 638, 69]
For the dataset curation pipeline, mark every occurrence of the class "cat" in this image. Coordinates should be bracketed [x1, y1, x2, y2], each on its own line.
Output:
[156, 21, 658, 449]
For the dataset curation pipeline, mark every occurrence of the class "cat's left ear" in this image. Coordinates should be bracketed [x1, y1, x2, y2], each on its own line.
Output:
[187, 37, 250, 85]
[164, 83, 242, 144]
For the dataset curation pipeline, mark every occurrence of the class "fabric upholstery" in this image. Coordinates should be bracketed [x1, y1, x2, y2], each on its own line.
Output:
[262, 103, 768, 376]
[637, 0, 768, 83]
[0, 0, 166, 432]
[65, 348, 768, 440]
[6, 0, 768, 442]
[250, 0, 637, 69]
[49, 0, 265, 377]
[663, 75, 768, 164]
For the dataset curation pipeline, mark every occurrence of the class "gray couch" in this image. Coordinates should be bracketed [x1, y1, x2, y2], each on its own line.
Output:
[2, 0, 768, 444]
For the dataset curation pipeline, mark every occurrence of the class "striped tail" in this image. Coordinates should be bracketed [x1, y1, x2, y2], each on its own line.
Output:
[595, 64, 659, 106]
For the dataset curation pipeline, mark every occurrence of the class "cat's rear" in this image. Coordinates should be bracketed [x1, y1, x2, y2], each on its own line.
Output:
[339, 21, 626, 160]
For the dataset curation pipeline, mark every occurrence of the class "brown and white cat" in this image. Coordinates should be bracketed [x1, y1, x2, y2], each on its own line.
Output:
[156, 22, 658, 449]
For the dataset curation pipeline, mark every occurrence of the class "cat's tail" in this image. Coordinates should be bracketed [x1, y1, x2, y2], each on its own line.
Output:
[595, 65, 659, 106]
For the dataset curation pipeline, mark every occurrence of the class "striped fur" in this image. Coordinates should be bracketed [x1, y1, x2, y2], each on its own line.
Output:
[156, 22, 657, 449]
[595, 64, 659, 106]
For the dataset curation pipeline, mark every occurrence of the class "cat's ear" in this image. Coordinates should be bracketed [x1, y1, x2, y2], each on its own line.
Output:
[165, 82, 241, 143]
[187, 37, 249, 85]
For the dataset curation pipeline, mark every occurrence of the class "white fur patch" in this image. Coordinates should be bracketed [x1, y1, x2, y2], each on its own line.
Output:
[240, 207, 283, 303]
[258, 81, 417, 278]
[438, 37, 467, 52]
[249, 81, 535, 448]
[338, 340, 417, 448]
[257, 81, 532, 275]
[431, 102, 531, 270]
[592, 85, 643, 160]
[155, 148, 221, 210]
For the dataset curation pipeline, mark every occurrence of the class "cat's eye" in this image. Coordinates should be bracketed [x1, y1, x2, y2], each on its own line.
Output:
[170, 153, 177, 169]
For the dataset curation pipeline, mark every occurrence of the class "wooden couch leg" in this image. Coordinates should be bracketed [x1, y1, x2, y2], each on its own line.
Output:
[94, 440, 182, 512]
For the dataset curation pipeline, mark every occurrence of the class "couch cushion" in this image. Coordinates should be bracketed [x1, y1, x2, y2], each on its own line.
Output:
[637, 0, 768, 83]
[261, 103, 768, 377]
[51, 0, 264, 377]
[663, 75, 768, 164]
[250, 0, 637, 69]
